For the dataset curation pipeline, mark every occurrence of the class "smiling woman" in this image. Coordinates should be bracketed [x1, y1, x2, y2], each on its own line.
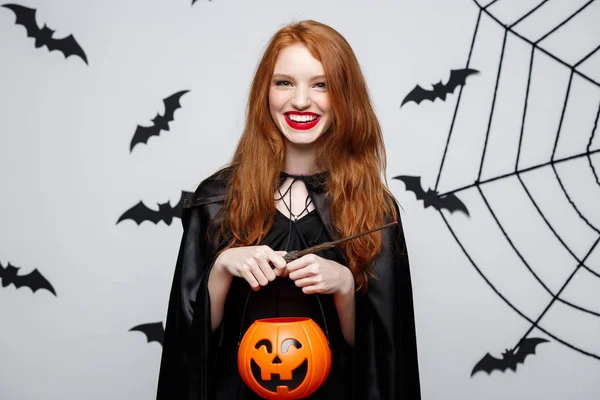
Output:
[268, 44, 333, 148]
[156, 20, 421, 400]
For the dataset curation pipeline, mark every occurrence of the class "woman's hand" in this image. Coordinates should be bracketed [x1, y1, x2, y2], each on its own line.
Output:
[214, 246, 287, 291]
[285, 254, 354, 295]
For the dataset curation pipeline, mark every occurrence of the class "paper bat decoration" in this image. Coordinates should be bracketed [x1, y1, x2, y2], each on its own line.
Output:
[129, 322, 164, 346]
[401, 68, 479, 106]
[471, 337, 549, 376]
[393, 175, 469, 216]
[129, 90, 189, 152]
[117, 191, 193, 226]
[0, 261, 56, 296]
[3, 3, 88, 64]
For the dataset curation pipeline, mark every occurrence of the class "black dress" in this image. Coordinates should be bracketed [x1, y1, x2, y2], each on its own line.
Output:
[208, 207, 354, 399]
[157, 166, 422, 400]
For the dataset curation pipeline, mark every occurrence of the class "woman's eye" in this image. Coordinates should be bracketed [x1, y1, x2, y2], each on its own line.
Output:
[275, 80, 291, 86]
[315, 82, 327, 89]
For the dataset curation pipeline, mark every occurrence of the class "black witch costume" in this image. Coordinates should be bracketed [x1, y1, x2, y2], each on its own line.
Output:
[156, 166, 422, 399]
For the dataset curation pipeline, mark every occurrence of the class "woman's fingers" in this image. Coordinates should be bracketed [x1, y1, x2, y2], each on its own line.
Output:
[234, 247, 291, 289]
[239, 264, 260, 291]
[247, 259, 269, 287]
[269, 250, 288, 276]
[256, 254, 276, 282]
[293, 276, 320, 288]
[288, 264, 317, 281]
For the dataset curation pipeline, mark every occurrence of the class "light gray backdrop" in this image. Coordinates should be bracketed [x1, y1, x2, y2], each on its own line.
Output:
[1, 0, 599, 399]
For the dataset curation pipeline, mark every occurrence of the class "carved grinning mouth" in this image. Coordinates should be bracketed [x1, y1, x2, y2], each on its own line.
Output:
[250, 358, 309, 393]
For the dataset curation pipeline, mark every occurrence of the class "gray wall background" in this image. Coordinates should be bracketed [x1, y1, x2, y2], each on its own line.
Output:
[1, 0, 599, 398]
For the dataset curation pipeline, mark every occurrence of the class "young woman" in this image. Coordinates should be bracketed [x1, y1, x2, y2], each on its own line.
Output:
[157, 20, 421, 400]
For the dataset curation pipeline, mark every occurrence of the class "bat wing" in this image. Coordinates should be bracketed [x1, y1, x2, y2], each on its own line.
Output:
[130, 125, 159, 151]
[117, 201, 162, 225]
[471, 352, 507, 376]
[513, 337, 549, 365]
[444, 68, 479, 95]
[2, 4, 41, 38]
[162, 90, 189, 122]
[45, 34, 88, 64]
[393, 175, 427, 201]
[401, 84, 437, 106]
[13, 268, 57, 296]
[435, 193, 470, 216]
[130, 322, 164, 346]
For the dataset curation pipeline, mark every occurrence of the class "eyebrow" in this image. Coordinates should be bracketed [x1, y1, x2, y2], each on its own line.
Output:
[272, 73, 326, 81]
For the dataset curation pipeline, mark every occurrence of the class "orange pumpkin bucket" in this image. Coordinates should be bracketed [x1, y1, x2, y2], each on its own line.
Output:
[237, 317, 332, 399]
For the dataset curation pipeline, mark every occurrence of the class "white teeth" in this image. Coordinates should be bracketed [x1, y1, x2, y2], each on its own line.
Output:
[288, 114, 317, 123]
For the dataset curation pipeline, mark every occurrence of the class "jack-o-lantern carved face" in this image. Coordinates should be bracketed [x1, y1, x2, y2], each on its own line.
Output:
[238, 317, 331, 400]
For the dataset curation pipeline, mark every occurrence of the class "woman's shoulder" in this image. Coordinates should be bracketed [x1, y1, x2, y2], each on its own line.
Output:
[183, 164, 236, 209]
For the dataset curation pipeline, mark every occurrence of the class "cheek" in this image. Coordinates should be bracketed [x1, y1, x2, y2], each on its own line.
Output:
[268, 89, 288, 113]
[315, 94, 332, 116]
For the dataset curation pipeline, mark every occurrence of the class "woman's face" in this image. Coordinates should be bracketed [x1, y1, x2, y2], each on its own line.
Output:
[269, 43, 333, 148]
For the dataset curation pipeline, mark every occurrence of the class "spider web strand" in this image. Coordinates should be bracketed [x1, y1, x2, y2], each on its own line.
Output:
[551, 70, 574, 160]
[534, 0, 596, 45]
[517, 235, 600, 348]
[575, 44, 600, 68]
[517, 174, 600, 279]
[439, 211, 600, 360]
[478, 30, 509, 181]
[477, 183, 600, 317]
[439, 146, 600, 197]
[483, 0, 501, 10]
[477, 31, 508, 180]
[508, 0, 552, 29]
[474, 1, 600, 88]
[435, 9, 482, 191]
[551, 163, 600, 233]
[515, 47, 536, 170]
[587, 101, 600, 188]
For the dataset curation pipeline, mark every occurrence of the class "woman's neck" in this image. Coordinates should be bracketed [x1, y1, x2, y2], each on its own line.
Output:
[283, 141, 321, 176]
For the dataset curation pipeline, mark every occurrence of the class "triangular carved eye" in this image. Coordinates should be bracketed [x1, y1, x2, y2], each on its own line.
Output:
[254, 339, 272, 353]
[281, 339, 302, 354]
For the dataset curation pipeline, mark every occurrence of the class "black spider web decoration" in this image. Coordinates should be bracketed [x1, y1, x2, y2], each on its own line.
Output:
[398, 0, 600, 376]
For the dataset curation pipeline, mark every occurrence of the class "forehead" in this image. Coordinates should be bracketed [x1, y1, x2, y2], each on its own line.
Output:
[272, 43, 324, 77]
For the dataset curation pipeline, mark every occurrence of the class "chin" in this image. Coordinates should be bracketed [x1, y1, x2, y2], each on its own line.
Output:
[279, 126, 328, 147]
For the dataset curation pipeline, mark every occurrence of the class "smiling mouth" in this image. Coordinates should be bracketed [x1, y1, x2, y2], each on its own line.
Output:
[284, 113, 320, 130]
[250, 358, 308, 393]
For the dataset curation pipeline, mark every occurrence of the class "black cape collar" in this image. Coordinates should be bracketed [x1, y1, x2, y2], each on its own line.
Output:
[278, 170, 329, 193]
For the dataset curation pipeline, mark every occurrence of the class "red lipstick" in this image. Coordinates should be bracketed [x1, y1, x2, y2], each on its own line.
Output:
[284, 112, 320, 131]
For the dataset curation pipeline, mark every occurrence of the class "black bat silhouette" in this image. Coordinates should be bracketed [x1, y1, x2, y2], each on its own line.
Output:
[130, 90, 189, 152]
[0, 261, 56, 295]
[471, 337, 549, 376]
[116, 191, 193, 225]
[129, 322, 164, 346]
[192, 0, 212, 4]
[401, 68, 479, 106]
[393, 175, 469, 216]
[3, 3, 88, 64]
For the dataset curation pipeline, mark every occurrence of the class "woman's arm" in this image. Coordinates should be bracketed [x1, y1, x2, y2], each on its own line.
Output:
[208, 246, 288, 332]
[333, 267, 356, 346]
[207, 261, 233, 332]
[285, 255, 356, 346]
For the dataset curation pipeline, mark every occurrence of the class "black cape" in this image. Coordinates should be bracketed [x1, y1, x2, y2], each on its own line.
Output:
[156, 166, 422, 400]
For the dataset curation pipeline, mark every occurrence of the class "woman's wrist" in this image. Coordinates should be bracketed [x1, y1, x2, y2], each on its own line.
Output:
[211, 257, 233, 282]
[335, 267, 355, 297]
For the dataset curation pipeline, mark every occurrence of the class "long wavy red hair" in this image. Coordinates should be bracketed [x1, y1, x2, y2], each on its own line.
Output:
[214, 20, 399, 292]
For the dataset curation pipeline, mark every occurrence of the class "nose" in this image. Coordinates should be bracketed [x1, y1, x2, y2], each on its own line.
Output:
[291, 86, 311, 110]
